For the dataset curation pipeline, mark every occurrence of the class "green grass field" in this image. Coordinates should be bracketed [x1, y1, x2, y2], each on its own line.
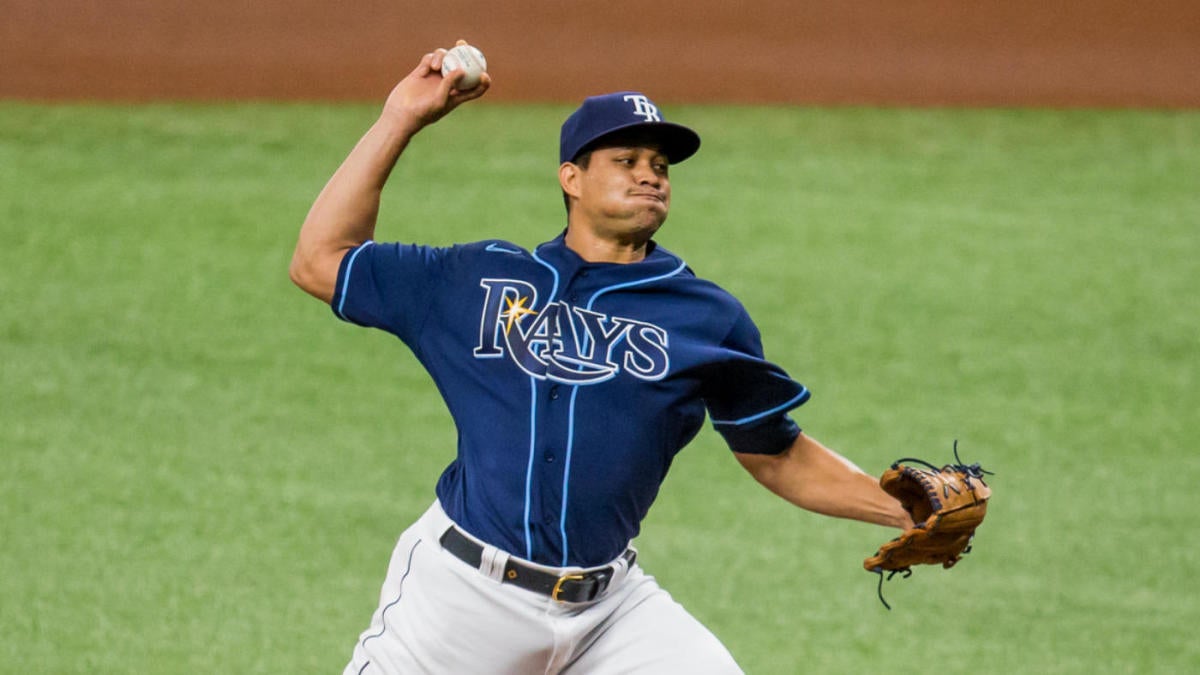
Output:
[2, 100, 1197, 674]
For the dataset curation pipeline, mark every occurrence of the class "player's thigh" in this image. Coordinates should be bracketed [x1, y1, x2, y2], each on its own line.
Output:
[345, 533, 553, 674]
[566, 568, 743, 675]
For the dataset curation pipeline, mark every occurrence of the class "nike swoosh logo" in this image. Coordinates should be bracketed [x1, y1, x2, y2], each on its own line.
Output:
[486, 243, 523, 255]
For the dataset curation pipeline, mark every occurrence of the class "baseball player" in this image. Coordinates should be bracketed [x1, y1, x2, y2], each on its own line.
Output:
[290, 46, 913, 674]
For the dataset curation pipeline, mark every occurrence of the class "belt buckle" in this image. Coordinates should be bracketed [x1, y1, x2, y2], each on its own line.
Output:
[551, 573, 586, 602]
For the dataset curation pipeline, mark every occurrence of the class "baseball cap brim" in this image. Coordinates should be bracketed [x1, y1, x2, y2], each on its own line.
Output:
[567, 121, 702, 166]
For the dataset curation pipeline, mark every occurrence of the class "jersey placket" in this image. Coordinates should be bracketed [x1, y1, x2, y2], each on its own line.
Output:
[523, 265, 591, 565]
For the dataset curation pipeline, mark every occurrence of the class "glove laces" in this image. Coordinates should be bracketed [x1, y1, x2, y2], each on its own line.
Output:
[891, 440, 994, 488]
[871, 567, 911, 610]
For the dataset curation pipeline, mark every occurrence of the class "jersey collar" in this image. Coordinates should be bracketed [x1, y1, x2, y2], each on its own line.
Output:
[534, 231, 684, 282]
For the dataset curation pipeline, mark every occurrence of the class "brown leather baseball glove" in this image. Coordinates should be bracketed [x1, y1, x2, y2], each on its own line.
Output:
[864, 444, 992, 607]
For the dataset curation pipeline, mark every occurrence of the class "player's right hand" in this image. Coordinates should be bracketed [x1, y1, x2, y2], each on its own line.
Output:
[382, 46, 491, 133]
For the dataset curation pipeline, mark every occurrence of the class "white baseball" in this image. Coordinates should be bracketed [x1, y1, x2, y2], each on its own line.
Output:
[441, 44, 487, 90]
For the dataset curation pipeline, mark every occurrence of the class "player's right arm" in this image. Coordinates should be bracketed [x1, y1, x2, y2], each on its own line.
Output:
[289, 45, 490, 303]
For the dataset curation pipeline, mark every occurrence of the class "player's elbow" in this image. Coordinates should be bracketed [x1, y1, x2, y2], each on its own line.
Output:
[289, 247, 335, 304]
[288, 245, 308, 284]
[287, 253, 309, 290]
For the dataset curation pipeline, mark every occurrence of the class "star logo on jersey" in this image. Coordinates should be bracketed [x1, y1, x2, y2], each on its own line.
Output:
[501, 294, 538, 334]
[473, 279, 670, 384]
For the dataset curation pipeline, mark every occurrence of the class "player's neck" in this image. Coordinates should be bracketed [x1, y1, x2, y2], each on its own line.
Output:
[564, 222, 655, 264]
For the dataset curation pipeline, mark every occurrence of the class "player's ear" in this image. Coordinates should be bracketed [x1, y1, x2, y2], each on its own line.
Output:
[559, 162, 582, 201]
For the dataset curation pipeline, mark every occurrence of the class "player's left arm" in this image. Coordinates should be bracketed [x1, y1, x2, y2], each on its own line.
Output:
[735, 432, 913, 530]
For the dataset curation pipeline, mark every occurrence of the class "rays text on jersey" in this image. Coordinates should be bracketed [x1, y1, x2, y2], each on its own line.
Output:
[473, 279, 670, 384]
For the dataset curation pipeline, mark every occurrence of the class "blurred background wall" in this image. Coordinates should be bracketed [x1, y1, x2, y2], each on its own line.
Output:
[2, 0, 1197, 106]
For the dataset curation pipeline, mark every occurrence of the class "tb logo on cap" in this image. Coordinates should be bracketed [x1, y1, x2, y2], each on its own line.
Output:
[623, 95, 662, 122]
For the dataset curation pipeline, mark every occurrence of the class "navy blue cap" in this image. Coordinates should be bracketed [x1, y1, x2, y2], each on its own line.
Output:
[559, 91, 701, 165]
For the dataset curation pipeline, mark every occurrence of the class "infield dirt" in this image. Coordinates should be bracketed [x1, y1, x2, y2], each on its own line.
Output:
[2, 0, 1198, 107]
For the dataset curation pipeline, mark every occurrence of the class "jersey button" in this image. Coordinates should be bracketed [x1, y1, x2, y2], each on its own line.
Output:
[544, 451, 556, 463]
[549, 386, 560, 400]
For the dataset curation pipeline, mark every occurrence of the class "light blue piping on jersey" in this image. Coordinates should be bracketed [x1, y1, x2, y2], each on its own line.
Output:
[335, 240, 375, 320]
[526, 249, 561, 561]
[710, 387, 811, 427]
[556, 258, 689, 565]
[530, 247, 562, 304]
[584, 260, 687, 312]
[522, 379, 538, 560]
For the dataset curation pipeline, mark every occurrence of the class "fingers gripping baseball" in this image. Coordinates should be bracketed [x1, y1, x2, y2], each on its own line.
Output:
[383, 41, 490, 131]
[442, 40, 488, 90]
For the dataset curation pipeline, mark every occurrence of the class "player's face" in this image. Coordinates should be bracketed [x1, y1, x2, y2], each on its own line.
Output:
[572, 144, 671, 239]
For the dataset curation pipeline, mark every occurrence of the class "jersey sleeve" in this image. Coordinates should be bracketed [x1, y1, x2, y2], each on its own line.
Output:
[329, 240, 446, 343]
[702, 308, 809, 455]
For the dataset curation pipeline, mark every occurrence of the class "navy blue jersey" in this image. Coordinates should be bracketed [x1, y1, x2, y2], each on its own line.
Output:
[331, 233, 809, 567]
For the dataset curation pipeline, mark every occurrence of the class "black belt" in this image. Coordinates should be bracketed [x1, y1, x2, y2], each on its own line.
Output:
[439, 525, 635, 603]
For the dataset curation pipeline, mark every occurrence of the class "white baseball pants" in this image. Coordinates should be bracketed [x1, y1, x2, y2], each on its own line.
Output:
[342, 501, 743, 674]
